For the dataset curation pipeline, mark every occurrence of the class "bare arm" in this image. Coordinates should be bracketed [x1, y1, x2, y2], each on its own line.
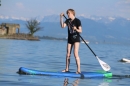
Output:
[60, 13, 67, 28]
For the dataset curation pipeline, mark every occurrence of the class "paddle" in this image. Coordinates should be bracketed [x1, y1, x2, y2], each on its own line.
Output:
[63, 15, 111, 71]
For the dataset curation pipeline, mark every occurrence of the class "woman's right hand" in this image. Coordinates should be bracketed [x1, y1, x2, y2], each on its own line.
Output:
[60, 13, 64, 17]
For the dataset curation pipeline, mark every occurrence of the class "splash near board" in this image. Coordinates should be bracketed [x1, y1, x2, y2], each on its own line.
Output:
[17, 67, 112, 79]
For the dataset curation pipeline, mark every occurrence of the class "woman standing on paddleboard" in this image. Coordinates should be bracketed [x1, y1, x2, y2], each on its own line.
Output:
[60, 9, 82, 74]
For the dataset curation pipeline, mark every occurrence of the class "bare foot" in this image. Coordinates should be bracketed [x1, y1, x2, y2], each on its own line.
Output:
[76, 71, 81, 74]
[62, 69, 69, 72]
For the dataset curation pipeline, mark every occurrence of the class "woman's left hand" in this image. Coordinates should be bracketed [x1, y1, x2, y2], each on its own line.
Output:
[73, 26, 77, 31]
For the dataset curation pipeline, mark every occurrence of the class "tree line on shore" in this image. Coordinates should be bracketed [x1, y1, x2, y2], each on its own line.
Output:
[39, 36, 67, 41]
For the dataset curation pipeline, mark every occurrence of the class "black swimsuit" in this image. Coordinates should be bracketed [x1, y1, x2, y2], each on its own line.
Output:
[65, 18, 82, 44]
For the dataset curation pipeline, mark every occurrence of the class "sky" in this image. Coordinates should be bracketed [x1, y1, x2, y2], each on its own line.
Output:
[0, 0, 130, 20]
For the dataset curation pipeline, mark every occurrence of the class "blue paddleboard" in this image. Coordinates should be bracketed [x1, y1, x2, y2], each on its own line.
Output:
[17, 67, 112, 78]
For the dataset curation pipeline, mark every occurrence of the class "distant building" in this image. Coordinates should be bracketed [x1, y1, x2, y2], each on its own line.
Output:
[0, 23, 20, 35]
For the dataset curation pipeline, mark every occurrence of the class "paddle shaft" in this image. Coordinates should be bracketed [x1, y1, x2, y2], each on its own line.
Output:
[63, 15, 97, 57]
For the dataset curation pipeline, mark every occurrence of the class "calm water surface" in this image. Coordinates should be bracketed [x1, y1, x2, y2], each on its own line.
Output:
[0, 39, 130, 86]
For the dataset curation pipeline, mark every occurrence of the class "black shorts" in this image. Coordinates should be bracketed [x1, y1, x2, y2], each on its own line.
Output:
[68, 34, 80, 44]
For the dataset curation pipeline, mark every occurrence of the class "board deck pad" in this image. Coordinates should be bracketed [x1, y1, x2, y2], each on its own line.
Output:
[17, 67, 112, 78]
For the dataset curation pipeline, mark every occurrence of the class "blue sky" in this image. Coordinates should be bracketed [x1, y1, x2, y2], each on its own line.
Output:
[0, 0, 130, 20]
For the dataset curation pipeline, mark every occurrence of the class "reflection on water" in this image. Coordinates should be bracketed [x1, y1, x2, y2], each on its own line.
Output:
[98, 82, 109, 86]
[63, 78, 80, 86]
[63, 78, 112, 86]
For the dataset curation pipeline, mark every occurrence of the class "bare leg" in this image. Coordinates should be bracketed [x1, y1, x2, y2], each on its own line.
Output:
[74, 42, 81, 73]
[62, 43, 73, 72]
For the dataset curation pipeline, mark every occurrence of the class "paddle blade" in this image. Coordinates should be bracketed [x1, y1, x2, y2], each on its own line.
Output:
[96, 56, 111, 71]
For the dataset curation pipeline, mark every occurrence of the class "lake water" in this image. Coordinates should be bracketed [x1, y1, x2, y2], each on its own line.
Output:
[0, 39, 130, 86]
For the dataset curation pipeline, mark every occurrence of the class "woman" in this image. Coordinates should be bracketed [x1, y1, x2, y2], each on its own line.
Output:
[60, 9, 82, 74]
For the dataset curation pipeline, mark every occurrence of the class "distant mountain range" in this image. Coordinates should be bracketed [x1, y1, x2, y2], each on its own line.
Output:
[0, 15, 130, 44]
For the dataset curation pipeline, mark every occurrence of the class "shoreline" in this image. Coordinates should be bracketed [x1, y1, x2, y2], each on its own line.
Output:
[0, 33, 39, 41]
